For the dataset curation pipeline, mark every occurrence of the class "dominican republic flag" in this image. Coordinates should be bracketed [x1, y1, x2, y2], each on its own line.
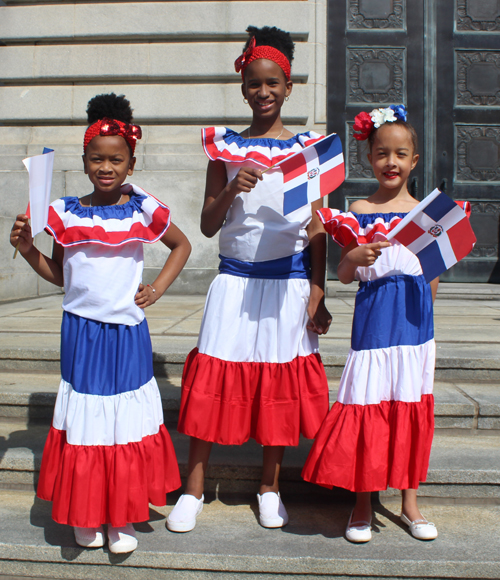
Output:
[386, 188, 476, 282]
[278, 133, 345, 215]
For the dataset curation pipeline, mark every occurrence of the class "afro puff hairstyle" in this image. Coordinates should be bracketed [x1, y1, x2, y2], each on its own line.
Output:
[86, 93, 134, 126]
[244, 25, 295, 63]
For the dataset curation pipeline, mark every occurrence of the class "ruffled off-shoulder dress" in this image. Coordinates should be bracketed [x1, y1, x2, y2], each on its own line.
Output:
[302, 209, 435, 492]
[36, 183, 181, 528]
[177, 127, 329, 447]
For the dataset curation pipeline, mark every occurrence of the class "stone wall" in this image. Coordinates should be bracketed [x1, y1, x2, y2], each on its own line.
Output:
[0, 0, 327, 300]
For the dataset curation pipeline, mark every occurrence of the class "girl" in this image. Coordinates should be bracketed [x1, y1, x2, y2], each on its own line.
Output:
[167, 26, 331, 533]
[302, 105, 439, 543]
[10, 93, 191, 553]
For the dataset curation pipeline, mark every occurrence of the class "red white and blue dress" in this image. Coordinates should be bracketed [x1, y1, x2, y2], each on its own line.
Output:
[178, 127, 329, 446]
[36, 183, 181, 528]
[302, 209, 435, 492]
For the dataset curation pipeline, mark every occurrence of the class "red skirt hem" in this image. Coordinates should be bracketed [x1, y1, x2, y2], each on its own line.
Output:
[178, 349, 329, 446]
[37, 424, 181, 528]
[302, 395, 434, 492]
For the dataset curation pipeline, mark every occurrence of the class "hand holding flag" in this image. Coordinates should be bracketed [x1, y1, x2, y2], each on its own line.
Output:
[265, 133, 345, 215]
[386, 188, 476, 282]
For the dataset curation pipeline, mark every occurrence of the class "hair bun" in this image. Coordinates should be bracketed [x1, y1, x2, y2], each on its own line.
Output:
[86, 93, 134, 125]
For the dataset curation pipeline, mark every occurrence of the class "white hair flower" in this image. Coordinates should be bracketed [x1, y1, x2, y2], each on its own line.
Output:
[370, 107, 397, 128]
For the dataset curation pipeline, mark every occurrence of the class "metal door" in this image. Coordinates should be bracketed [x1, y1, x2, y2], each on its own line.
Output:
[327, 0, 500, 282]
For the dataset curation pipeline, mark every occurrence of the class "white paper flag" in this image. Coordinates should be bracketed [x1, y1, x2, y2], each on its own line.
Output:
[22, 148, 54, 237]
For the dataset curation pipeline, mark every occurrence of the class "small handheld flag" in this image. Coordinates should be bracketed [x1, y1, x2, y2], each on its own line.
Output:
[386, 188, 476, 282]
[13, 148, 54, 259]
[276, 133, 345, 215]
[22, 147, 54, 237]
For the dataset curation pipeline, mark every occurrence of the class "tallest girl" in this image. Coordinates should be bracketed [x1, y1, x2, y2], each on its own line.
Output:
[167, 25, 331, 532]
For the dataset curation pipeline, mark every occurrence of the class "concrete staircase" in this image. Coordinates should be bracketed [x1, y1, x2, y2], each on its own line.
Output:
[0, 286, 499, 579]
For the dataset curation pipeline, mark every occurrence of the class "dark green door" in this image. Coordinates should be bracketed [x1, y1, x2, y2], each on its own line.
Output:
[327, 0, 500, 282]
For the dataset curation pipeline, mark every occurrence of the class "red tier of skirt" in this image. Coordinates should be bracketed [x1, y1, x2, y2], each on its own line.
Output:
[178, 348, 329, 446]
[37, 424, 181, 528]
[302, 395, 434, 492]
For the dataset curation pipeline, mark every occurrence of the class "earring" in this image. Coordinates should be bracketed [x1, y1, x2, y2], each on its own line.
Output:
[285, 96, 289, 102]
[243, 98, 248, 104]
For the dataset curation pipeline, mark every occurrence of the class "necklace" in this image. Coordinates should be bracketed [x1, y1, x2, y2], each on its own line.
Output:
[248, 126, 285, 140]
[90, 193, 122, 207]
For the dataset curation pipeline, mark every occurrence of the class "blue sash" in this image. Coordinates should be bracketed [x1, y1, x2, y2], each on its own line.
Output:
[219, 248, 311, 279]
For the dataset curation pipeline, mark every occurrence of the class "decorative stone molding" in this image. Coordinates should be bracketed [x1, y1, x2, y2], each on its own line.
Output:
[347, 47, 405, 104]
[456, 0, 500, 32]
[347, 0, 405, 30]
[347, 122, 376, 180]
[456, 125, 500, 182]
[457, 51, 500, 106]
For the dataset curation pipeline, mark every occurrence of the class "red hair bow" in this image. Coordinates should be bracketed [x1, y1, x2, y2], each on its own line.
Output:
[353, 111, 374, 141]
[234, 37, 256, 73]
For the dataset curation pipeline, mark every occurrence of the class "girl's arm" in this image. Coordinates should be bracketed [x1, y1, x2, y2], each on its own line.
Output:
[305, 200, 332, 335]
[200, 159, 262, 238]
[10, 214, 64, 287]
[430, 277, 439, 303]
[135, 222, 192, 308]
[337, 240, 391, 284]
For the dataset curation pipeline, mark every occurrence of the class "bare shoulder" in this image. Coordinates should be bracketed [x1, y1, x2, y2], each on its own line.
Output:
[348, 199, 373, 214]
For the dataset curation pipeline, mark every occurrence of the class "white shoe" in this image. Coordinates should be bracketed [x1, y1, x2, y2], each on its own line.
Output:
[107, 523, 138, 554]
[257, 492, 289, 528]
[401, 513, 438, 540]
[74, 526, 105, 548]
[167, 494, 204, 532]
[345, 510, 372, 543]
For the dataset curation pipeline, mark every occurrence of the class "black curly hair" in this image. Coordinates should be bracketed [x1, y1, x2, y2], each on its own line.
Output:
[243, 25, 295, 63]
[86, 93, 134, 125]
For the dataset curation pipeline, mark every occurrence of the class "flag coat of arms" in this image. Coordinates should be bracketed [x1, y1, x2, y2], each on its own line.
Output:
[386, 188, 476, 282]
[278, 133, 345, 215]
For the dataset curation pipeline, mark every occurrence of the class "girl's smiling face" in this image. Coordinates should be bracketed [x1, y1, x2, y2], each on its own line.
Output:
[368, 123, 418, 191]
[242, 58, 292, 120]
[83, 135, 136, 200]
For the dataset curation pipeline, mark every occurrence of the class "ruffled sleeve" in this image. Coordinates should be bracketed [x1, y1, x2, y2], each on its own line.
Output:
[317, 208, 404, 247]
[201, 126, 324, 168]
[45, 184, 171, 247]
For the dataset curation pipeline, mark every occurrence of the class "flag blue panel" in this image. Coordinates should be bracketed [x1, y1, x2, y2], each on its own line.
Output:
[423, 191, 456, 222]
[416, 240, 447, 283]
[283, 182, 309, 215]
[316, 134, 342, 165]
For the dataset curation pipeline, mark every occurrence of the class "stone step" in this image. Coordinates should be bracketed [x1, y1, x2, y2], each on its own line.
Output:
[0, 488, 499, 580]
[0, 372, 499, 431]
[1, 337, 500, 382]
[1, 291, 500, 381]
[0, 417, 498, 500]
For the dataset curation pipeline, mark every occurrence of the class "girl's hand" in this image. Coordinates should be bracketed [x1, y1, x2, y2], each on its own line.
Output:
[345, 241, 391, 267]
[135, 283, 157, 309]
[10, 214, 33, 255]
[227, 167, 263, 196]
[307, 287, 332, 335]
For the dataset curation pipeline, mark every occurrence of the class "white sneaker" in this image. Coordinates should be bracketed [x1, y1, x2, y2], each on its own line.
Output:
[107, 523, 138, 554]
[166, 494, 204, 532]
[74, 526, 105, 548]
[345, 510, 372, 543]
[400, 513, 438, 540]
[257, 492, 289, 528]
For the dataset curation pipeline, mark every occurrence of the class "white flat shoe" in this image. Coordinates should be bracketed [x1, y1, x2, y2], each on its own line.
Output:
[107, 523, 138, 554]
[257, 491, 289, 528]
[345, 510, 372, 543]
[167, 494, 204, 532]
[74, 526, 105, 548]
[400, 513, 438, 540]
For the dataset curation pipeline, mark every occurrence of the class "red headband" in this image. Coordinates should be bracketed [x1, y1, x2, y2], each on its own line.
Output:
[83, 118, 142, 154]
[235, 37, 291, 81]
